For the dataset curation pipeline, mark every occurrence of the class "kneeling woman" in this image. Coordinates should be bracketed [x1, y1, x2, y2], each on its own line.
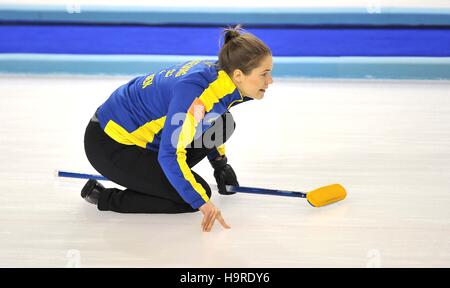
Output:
[82, 25, 273, 232]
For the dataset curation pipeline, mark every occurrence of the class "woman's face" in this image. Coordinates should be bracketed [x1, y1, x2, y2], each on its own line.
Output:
[232, 55, 274, 100]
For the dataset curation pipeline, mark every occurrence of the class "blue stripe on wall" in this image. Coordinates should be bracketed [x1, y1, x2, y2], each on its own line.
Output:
[1, 24, 450, 57]
[1, 5, 450, 26]
[2, 54, 450, 80]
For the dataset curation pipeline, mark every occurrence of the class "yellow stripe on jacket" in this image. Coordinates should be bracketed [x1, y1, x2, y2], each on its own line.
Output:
[104, 116, 166, 148]
[175, 71, 238, 201]
[176, 98, 209, 202]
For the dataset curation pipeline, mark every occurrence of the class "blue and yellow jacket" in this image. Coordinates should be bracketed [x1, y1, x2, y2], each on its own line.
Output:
[96, 60, 249, 209]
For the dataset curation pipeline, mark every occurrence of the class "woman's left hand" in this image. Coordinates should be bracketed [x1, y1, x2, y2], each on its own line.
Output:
[211, 156, 239, 195]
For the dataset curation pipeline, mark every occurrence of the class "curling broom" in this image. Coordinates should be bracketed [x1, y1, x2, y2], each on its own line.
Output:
[57, 170, 346, 207]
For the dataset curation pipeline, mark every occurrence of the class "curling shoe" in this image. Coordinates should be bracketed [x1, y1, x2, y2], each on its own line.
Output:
[81, 179, 104, 205]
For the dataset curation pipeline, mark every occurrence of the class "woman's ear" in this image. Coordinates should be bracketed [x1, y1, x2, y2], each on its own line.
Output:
[232, 69, 243, 84]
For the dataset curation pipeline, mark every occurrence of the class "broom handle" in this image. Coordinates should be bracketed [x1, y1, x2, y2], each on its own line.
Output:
[58, 170, 108, 181]
[57, 170, 307, 198]
[225, 185, 307, 198]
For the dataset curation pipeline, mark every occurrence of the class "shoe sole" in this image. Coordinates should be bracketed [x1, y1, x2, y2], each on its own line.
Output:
[81, 179, 97, 198]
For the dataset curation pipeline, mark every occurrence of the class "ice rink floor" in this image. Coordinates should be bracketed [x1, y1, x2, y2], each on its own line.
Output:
[0, 75, 449, 267]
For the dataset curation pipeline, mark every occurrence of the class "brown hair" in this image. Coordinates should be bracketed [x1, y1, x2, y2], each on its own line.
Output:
[218, 25, 272, 75]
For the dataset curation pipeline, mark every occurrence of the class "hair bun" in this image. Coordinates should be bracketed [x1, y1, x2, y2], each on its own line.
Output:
[223, 24, 243, 44]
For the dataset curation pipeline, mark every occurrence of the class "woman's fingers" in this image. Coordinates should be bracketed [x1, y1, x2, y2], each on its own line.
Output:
[201, 214, 207, 230]
[217, 212, 231, 229]
[204, 210, 231, 232]
[202, 214, 209, 231]
[202, 209, 214, 232]
[200, 205, 231, 232]
[205, 210, 216, 231]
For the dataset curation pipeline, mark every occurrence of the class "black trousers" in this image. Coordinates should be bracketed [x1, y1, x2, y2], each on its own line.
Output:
[84, 112, 235, 213]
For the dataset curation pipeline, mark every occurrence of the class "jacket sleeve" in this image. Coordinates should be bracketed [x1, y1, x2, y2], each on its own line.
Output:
[157, 81, 210, 209]
[207, 145, 226, 161]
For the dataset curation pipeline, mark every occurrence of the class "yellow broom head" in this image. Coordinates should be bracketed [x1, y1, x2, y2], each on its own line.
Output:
[306, 184, 347, 207]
